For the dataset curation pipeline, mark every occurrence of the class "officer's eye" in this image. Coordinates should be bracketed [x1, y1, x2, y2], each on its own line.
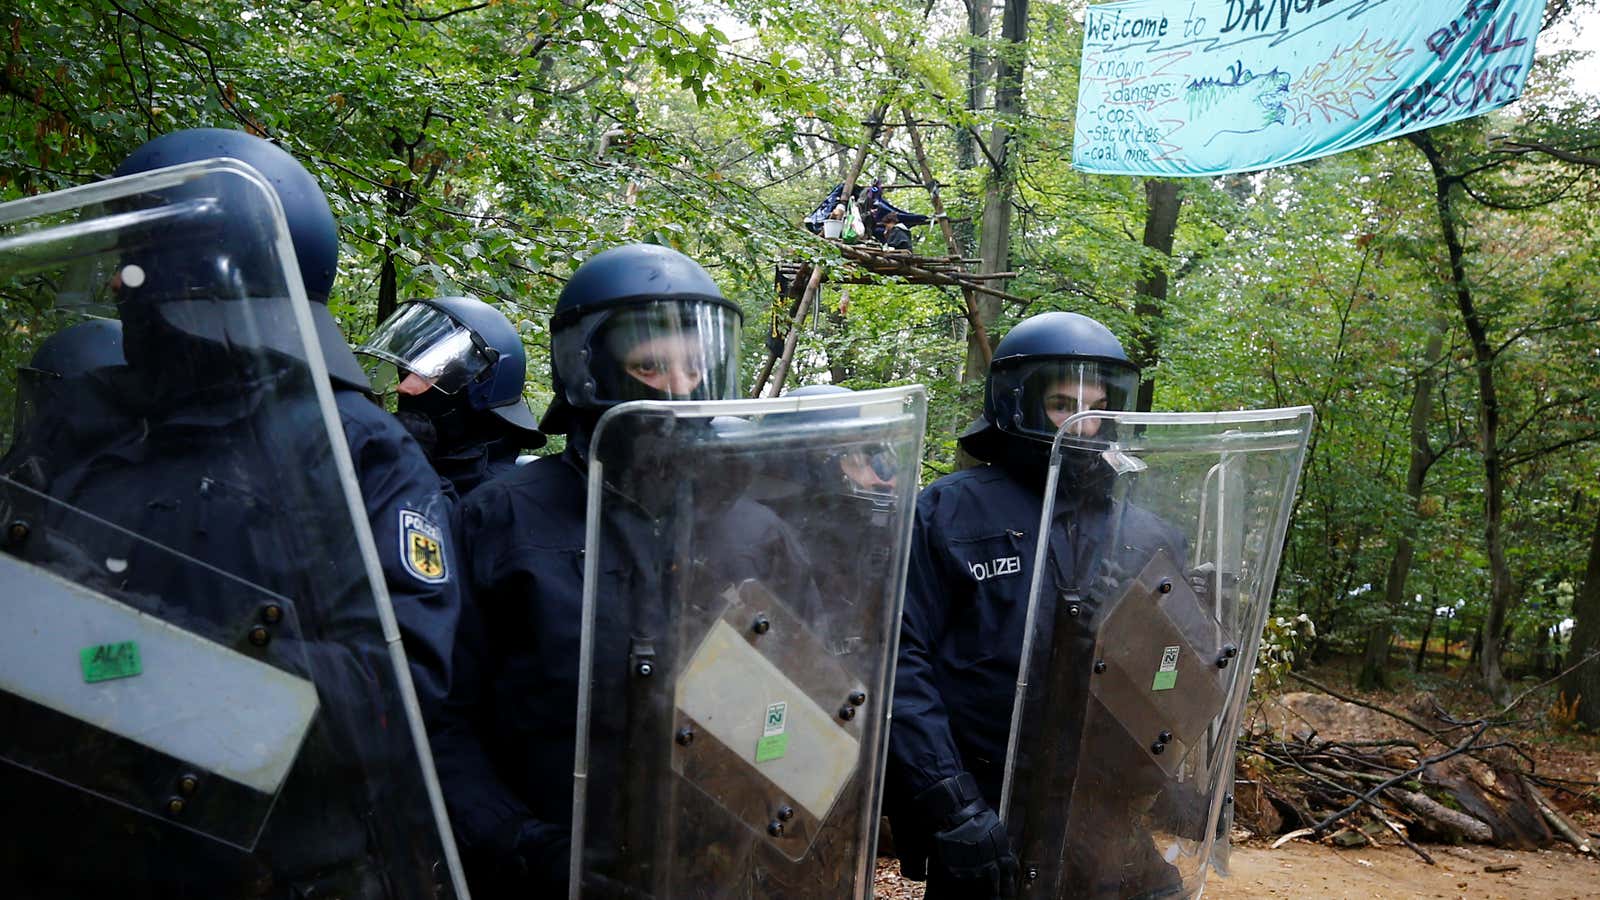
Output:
[1045, 395, 1077, 413]
[627, 357, 667, 377]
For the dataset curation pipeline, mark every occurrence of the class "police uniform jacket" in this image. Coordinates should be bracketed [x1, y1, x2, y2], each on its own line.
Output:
[886, 460, 1184, 838]
[0, 366, 461, 897]
[433, 445, 819, 896]
[432, 435, 522, 501]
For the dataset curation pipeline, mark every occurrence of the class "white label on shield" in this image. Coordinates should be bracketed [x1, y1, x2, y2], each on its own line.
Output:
[676, 620, 859, 817]
[1159, 645, 1180, 672]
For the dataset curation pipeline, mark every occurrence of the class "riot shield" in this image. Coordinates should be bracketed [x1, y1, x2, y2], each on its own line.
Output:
[999, 408, 1313, 899]
[0, 161, 468, 898]
[570, 386, 927, 899]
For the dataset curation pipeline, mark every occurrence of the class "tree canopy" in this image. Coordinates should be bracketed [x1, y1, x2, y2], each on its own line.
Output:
[5, 0, 1600, 714]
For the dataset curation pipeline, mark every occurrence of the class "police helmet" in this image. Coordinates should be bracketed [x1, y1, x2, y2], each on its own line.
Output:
[541, 243, 743, 434]
[110, 129, 369, 391]
[785, 384, 899, 498]
[960, 311, 1139, 463]
[13, 319, 126, 440]
[25, 318, 126, 378]
[357, 296, 543, 443]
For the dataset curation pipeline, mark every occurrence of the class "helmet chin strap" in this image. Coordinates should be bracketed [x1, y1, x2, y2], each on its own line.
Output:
[996, 435, 1115, 503]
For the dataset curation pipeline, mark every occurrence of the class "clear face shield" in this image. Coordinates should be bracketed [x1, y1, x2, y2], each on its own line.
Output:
[558, 299, 741, 407]
[356, 301, 498, 396]
[992, 357, 1141, 445]
[836, 441, 901, 501]
[10, 365, 56, 445]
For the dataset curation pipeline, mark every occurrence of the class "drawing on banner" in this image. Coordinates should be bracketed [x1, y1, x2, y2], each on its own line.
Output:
[1073, 0, 1548, 177]
[1184, 61, 1290, 146]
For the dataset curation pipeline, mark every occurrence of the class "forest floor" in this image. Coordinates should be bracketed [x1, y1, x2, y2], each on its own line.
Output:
[872, 844, 1600, 899]
[871, 656, 1600, 898]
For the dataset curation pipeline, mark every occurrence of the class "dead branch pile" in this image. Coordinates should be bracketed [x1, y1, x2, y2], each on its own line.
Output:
[1234, 672, 1598, 866]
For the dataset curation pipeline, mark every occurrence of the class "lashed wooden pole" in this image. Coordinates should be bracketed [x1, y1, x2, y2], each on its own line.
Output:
[903, 108, 992, 368]
[755, 263, 823, 398]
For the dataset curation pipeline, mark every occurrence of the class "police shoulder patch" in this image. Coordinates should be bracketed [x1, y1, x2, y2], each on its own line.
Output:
[399, 509, 449, 584]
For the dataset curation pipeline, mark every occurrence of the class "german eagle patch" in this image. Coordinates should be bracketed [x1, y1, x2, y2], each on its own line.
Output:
[399, 509, 448, 584]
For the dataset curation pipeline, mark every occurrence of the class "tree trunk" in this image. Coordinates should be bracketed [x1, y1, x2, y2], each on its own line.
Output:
[376, 248, 399, 327]
[1411, 131, 1514, 704]
[1131, 179, 1182, 412]
[1360, 322, 1447, 689]
[1562, 503, 1600, 728]
[962, 0, 1028, 384]
[1356, 628, 1394, 690]
[955, 0, 993, 259]
[1415, 603, 1437, 672]
[905, 111, 991, 367]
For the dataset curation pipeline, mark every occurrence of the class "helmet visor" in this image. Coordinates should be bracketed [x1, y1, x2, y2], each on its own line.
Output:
[562, 300, 741, 406]
[991, 358, 1140, 443]
[838, 441, 901, 502]
[356, 301, 495, 395]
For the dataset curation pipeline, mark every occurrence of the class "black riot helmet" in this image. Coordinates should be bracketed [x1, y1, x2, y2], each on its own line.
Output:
[12, 318, 125, 442]
[785, 385, 899, 500]
[109, 128, 369, 392]
[357, 296, 544, 450]
[540, 243, 743, 435]
[959, 311, 1139, 466]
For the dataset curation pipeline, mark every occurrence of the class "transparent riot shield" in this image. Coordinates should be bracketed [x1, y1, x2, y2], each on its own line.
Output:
[570, 386, 927, 899]
[0, 161, 468, 898]
[999, 408, 1313, 899]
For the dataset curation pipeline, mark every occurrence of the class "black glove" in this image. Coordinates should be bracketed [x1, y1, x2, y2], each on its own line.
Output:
[915, 772, 1019, 899]
[473, 817, 570, 896]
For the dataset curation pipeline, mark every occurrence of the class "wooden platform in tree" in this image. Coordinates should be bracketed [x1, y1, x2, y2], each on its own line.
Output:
[776, 240, 1024, 304]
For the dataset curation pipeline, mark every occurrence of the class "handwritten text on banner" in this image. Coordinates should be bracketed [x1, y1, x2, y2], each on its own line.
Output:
[1073, 0, 1549, 176]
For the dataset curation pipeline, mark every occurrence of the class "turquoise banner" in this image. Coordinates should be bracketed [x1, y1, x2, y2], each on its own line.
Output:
[1073, 0, 1549, 176]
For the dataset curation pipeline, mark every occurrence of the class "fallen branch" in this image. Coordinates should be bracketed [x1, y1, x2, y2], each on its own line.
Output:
[1390, 789, 1494, 843]
[1374, 810, 1436, 865]
[1310, 722, 1491, 838]
[1271, 827, 1315, 849]
[1525, 777, 1595, 855]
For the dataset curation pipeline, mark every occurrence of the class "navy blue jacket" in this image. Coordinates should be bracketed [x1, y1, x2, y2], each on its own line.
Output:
[433, 446, 819, 896]
[887, 461, 1185, 823]
[0, 367, 461, 898]
[431, 436, 522, 502]
[334, 388, 463, 722]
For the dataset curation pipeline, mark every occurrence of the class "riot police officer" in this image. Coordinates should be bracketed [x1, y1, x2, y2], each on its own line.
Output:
[0, 129, 466, 897]
[356, 296, 544, 498]
[886, 312, 1184, 899]
[433, 243, 830, 898]
[108, 128, 462, 720]
[3, 318, 125, 464]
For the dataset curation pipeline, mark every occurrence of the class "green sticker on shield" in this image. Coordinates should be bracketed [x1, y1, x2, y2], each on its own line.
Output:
[81, 641, 142, 683]
[1151, 645, 1180, 692]
[756, 734, 790, 762]
[756, 701, 789, 762]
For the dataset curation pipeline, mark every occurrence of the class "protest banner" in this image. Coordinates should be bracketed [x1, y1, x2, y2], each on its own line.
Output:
[1074, 0, 1549, 176]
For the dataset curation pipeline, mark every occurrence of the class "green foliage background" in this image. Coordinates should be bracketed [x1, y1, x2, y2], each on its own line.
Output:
[4, 0, 1600, 679]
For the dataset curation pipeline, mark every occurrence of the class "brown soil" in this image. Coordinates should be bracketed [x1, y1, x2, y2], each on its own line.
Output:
[1206, 840, 1600, 899]
[868, 662, 1600, 897]
[873, 843, 1600, 898]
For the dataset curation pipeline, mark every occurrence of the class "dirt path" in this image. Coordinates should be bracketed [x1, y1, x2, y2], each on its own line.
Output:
[1205, 841, 1600, 899]
[873, 842, 1600, 898]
